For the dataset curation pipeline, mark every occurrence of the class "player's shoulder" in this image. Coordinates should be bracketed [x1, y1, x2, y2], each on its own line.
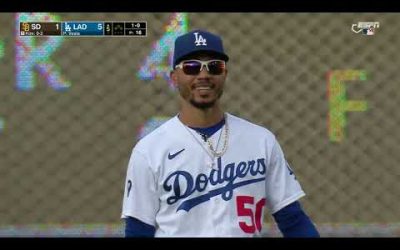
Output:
[227, 113, 276, 140]
[133, 115, 179, 152]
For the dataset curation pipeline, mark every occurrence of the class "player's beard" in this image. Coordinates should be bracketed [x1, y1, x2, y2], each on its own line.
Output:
[189, 90, 223, 109]
[178, 83, 224, 110]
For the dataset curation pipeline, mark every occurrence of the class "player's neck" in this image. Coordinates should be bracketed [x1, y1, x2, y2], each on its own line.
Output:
[178, 105, 224, 128]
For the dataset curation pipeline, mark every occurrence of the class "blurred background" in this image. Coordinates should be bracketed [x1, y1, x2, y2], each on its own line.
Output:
[0, 13, 399, 237]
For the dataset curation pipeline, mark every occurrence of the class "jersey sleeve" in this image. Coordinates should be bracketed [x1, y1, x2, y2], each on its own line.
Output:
[265, 139, 306, 214]
[121, 148, 159, 226]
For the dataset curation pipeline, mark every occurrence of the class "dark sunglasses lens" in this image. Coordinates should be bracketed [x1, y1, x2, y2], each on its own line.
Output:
[182, 61, 202, 75]
[208, 61, 225, 75]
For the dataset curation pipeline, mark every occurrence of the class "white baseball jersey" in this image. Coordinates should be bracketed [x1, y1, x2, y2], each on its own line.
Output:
[121, 113, 305, 237]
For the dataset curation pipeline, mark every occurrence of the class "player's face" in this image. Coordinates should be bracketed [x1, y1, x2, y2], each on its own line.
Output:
[170, 53, 228, 110]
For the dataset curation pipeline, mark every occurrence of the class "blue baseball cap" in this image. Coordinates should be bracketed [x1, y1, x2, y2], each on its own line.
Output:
[173, 30, 229, 68]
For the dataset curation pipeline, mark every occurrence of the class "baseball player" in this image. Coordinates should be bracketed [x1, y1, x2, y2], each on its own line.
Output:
[121, 30, 320, 237]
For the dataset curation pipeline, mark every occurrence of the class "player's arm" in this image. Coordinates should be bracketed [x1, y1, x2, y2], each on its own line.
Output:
[265, 138, 319, 237]
[272, 201, 320, 238]
[125, 216, 155, 237]
[121, 149, 159, 237]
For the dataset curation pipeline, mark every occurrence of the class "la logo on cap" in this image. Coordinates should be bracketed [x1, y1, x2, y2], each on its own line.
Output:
[194, 32, 207, 46]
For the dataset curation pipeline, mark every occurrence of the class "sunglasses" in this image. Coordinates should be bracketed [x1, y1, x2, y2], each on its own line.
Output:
[175, 59, 226, 75]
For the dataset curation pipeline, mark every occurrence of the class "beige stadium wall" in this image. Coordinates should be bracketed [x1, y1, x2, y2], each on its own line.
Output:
[0, 13, 399, 236]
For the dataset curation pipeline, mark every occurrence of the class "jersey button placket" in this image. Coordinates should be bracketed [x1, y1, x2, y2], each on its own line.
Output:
[209, 169, 221, 235]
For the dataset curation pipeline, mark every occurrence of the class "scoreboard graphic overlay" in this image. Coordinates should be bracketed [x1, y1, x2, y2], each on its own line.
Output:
[20, 21, 147, 37]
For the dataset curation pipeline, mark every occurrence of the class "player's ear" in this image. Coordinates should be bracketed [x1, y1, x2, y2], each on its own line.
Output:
[170, 70, 179, 88]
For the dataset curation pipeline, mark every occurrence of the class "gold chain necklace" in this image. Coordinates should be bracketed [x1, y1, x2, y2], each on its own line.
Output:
[181, 114, 229, 159]
[205, 119, 228, 158]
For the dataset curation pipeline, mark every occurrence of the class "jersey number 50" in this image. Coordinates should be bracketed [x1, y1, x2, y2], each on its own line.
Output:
[236, 196, 266, 234]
